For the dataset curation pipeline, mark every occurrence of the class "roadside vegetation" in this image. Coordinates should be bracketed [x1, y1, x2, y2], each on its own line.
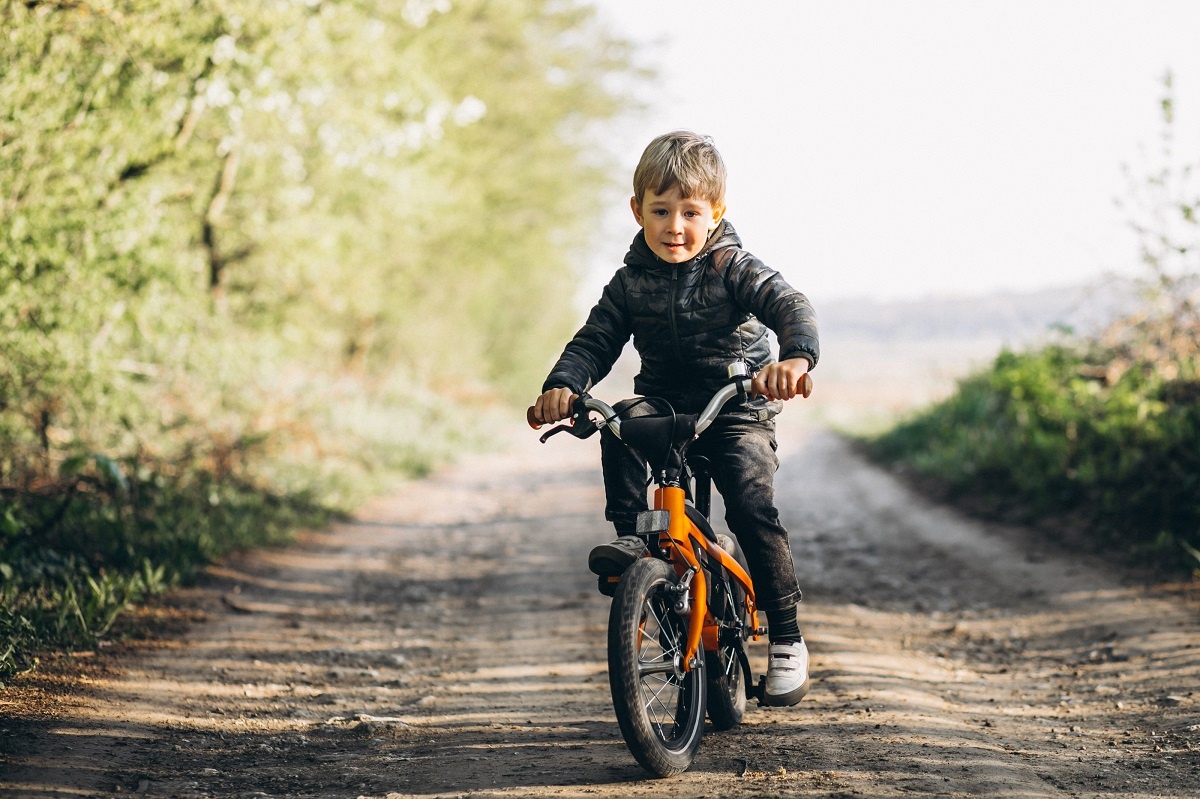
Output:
[0, 0, 638, 680]
[868, 78, 1200, 576]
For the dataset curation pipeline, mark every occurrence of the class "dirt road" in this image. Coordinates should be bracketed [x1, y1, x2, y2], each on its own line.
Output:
[3, 413, 1199, 798]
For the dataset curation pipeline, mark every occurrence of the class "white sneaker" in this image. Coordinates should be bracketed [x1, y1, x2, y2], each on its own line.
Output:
[763, 639, 810, 706]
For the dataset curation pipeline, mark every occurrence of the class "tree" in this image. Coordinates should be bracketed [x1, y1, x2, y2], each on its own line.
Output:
[0, 0, 638, 493]
[1110, 72, 1200, 377]
[1, 0, 642, 678]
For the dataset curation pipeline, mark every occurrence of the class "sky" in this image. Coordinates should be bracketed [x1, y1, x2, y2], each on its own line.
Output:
[586, 1, 1200, 305]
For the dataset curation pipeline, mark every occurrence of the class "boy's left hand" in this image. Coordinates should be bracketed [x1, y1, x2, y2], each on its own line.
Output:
[751, 358, 812, 401]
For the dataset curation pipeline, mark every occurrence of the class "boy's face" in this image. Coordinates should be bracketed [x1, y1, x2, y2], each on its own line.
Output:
[631, 184, 724, 264]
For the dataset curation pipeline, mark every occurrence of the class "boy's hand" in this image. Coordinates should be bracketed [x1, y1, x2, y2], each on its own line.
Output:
[751, 358, 812, 401]
[532, 387, 578, 425]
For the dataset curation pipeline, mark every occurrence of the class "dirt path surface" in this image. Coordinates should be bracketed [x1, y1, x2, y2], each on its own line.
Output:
[3, 415, 1199, 798]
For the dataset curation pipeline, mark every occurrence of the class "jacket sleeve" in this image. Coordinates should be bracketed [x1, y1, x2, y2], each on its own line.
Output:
[723, 250, 820, 369]
[541, 270, 633, 394]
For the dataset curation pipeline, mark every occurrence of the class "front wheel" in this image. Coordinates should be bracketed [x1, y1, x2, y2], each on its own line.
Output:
[607, 558, 707, 777]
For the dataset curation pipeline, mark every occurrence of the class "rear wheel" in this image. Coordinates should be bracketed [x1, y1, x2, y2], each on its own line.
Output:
[705, 578, 748, 730]
[607, 558, 707, 777]
[705, 536, 751, 730]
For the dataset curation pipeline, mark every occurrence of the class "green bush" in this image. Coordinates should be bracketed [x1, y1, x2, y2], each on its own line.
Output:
[869, 345, 1200, 570]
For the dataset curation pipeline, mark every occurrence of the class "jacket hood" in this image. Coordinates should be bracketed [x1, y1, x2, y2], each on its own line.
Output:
[624, 218, 743, 271]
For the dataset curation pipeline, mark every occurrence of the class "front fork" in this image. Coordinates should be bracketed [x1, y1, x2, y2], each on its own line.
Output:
[654, 485, 708, 672]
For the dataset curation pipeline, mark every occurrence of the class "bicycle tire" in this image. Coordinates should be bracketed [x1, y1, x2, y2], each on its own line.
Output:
[705, 587, 748, 729]
[607, 557, 707, 777]
[705, 537, 751, 730]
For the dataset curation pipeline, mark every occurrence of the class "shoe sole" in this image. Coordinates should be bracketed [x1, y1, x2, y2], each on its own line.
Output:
[589, 554, 637, 576]
[761, 676, 810, 707]
[588, 541, 648, 577]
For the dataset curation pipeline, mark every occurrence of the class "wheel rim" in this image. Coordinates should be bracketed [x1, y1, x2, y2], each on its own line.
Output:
[635, 590, 697, 747]
[717, 588, 744, 696]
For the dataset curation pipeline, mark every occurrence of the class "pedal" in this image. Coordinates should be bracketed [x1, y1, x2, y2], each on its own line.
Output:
[751, 675, 767, 706]
[597, 575, 620, 597]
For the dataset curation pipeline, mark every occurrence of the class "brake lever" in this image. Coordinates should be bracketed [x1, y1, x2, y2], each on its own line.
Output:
[539, 424, 574, 443]
[537, 415, 599, 443]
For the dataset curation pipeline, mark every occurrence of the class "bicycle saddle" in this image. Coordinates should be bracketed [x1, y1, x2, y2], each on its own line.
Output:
[620, 413, 698, 480]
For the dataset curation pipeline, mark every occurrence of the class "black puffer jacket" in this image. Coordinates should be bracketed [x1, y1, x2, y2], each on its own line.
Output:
[542, 220, 819, 412]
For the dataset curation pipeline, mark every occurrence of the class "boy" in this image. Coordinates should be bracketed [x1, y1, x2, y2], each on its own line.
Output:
[530, 131, 819, 706]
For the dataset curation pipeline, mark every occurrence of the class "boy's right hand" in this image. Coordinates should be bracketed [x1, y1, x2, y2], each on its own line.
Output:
[531, 387, 578, 426]
[751, 358, 813, 401]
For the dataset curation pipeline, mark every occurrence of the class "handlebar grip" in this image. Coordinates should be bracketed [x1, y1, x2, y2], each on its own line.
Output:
[800, 373, 813, 399]
[526, 406, 543, 430]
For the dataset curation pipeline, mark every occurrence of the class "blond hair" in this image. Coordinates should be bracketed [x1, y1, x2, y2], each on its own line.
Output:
[632, 130, 727, 207]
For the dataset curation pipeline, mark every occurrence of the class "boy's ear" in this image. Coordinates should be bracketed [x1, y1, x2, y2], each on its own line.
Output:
[709, 202, 726, 229]
[630, 195, 644, 227]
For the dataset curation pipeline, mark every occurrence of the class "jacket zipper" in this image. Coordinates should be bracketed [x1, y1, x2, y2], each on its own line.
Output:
[668, 265, 685, 364]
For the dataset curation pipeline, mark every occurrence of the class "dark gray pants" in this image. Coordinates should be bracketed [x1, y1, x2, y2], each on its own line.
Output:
[600, 399, 802, 612]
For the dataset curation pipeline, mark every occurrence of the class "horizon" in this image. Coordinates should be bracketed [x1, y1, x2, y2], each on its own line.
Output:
[587, 1, 1200, 306]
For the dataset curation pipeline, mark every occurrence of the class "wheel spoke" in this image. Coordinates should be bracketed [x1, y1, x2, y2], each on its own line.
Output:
[645, 683, 676, 731]
[723, 648, 737, 680]
[635, 593, 689, 741]
[640, 673, 680, 730]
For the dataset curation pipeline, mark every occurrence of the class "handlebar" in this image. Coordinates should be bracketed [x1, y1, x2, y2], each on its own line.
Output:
[527, 366, 813, 443]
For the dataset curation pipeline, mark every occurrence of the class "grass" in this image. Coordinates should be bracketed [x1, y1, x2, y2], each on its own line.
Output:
[0, 469, 332, 682]
[864, 343, 1200, 575]
[0, 392, 505, 683]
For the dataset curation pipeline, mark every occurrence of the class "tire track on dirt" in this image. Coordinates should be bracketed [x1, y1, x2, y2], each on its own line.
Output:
[2, 423, 1198, 798]
[774, 427, 1200, 798]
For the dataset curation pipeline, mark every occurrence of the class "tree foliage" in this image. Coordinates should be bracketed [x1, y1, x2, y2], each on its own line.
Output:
[0, 0, 638, 678]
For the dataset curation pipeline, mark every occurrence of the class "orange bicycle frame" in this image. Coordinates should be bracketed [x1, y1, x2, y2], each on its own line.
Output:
[653, 485, 759, 672]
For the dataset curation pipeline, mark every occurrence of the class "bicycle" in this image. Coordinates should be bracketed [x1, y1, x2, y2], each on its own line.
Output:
[527, 363, 811, 776]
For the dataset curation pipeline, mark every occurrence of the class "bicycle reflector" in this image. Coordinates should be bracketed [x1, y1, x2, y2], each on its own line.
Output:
[636, 509, 671, 535]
